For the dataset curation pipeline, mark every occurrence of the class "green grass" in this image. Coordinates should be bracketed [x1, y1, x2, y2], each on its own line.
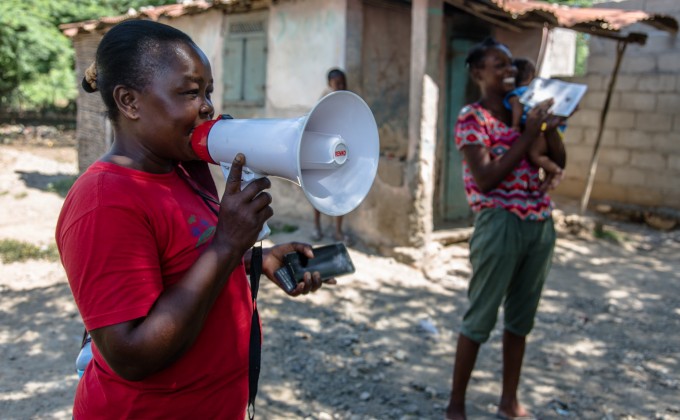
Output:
[593, 225, 626, 245]
[0, 239, 60, 263]
[269, 223, 299, 235]
[47, 176, 77, 197]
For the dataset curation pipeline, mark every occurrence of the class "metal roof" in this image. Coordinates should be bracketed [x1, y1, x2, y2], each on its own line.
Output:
[60, 0, 678, 44]
[447, 0, 678, 43]
[60, 0, 269, 37]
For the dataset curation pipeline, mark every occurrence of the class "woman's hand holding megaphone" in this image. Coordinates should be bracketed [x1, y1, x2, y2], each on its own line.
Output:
[212, 153, 274, 256]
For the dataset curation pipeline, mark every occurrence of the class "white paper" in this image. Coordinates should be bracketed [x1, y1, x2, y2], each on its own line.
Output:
[519, 77, 588, 117]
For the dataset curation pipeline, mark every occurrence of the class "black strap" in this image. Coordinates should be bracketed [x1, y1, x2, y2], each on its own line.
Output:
[248, 245, 262, 420]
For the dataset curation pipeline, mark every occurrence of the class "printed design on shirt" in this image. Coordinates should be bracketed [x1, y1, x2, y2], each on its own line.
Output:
[187, 214, 216, 247]
[454, 103, 551, 221]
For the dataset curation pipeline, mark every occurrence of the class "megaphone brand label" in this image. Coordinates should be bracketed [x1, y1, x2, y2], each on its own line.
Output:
[334, 143, 348, 165]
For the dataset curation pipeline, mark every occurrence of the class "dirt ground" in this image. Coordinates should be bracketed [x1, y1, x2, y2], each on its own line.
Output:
[1, 132, 679, 420]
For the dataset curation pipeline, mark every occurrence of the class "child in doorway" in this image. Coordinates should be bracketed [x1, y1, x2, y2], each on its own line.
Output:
[312, 68, 353, 244]
[504, 58, 563, 186]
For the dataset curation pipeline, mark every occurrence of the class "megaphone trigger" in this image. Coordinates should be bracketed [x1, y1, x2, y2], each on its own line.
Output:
[219, 162, 272, 241]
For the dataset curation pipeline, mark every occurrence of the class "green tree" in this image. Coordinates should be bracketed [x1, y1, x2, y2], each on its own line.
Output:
[0, 0, 178, 113]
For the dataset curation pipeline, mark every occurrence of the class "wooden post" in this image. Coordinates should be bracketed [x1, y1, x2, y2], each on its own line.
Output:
[579, 40, 628, 215]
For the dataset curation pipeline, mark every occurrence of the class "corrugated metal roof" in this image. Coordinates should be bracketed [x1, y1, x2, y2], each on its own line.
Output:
[448, 0, 677, 43]
[60, 0, 678, 43]
[60, 0, 268, 37]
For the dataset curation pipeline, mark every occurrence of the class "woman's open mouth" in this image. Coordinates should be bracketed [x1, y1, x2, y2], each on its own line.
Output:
[503, 77, 516, 85]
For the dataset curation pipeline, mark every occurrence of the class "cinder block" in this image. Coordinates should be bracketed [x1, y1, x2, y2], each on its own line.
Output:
[599, 148, 631, 166]
[582, 91, 611, 109]
[617, 130, 653, 150]
[588, 55, 617, 75]
[568, 109, 602, 128]
[583, 127, 617, 146]
[585, 74, 606, 91]
[669, 155, 680, 172]
[620, 92, 657, 111]
[563, 126, 584, 144]
[611, 75, 639, 92]
[566, 144, 597, 163]
[675, 114, 680, 131]
[596, 0, 646, 12]
[656, 93, 680, 112]
[637, 75, 677, 92]
[636, 33, 679, 54]
[659, 53, 680, 72]
[624, 186, 664, 207]
[630, 151, 667, 169]
[612, 167, 646, 187]
[604, 110, 637, 129]
[620, 55, 657, 74]
[645, 0, 680, 14]
[635, 112, 674, 132]
[591, 183, 628, 202]
[553, 178, 584, 199]
[563, 162, 589, 181]
[652, 132, 680, 153]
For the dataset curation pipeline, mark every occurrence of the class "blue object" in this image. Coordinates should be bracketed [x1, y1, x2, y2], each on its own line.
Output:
[76, 335, 92, 379]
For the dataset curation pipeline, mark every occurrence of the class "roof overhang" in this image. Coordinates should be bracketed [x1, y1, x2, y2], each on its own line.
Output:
[60, 0, 272, 37]
[445, 0, 678, 44]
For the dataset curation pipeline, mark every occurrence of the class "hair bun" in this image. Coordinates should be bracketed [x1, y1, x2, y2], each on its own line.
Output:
[82, 62, 98, 93]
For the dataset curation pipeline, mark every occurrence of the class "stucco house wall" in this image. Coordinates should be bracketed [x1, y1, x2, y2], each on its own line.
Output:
[557, 0, 680, 209]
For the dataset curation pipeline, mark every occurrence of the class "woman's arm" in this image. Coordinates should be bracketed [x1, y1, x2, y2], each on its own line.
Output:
[90, 154, 273, 381]
[463, 101, 552, 193]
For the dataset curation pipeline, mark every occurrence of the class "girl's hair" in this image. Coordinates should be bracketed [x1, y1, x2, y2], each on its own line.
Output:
[465, 37, 510, 69]
[327, 68, 346, 82]
[513, 57, 536, 84]
[83, 20, 196, 120]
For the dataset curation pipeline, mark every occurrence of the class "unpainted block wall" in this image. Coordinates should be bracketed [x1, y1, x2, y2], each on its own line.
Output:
[558, 0, 680, 208]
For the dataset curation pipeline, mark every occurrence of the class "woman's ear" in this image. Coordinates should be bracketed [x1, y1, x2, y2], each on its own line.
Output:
[470, 66, 482, 83]
[113, 85, 140, 120]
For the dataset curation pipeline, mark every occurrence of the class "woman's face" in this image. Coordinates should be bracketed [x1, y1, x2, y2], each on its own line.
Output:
[474, 46, 517, 95]
[133, 42, 214, 164]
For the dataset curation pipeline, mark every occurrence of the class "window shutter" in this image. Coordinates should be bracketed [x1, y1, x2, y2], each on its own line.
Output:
[223, 39, 245, 102]
[243, 36, 266, 103]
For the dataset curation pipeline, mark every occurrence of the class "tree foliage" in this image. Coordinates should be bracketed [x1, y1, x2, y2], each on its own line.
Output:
[0, 0, 178, 113]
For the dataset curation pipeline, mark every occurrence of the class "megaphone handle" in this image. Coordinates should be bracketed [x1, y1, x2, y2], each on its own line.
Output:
[220, 163, 271, 241]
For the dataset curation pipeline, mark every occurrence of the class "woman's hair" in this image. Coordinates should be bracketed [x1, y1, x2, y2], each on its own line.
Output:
[465, 37, 509, 70]
[513, 57, 536, 84]
[83, 20, 196, 120]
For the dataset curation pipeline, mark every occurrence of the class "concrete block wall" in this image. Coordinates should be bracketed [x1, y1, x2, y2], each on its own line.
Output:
[557, 0, 680, 209]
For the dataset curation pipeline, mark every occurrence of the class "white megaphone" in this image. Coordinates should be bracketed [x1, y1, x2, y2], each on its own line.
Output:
[191, 90, 380, 240]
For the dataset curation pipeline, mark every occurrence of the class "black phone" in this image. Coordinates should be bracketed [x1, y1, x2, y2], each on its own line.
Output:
[274, 243, 355, 293]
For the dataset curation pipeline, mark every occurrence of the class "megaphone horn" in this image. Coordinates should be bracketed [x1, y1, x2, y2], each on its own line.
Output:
[191, 90, 380, 240]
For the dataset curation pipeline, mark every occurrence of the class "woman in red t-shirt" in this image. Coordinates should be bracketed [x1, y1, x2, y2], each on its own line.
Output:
[57, 20, 332, 419]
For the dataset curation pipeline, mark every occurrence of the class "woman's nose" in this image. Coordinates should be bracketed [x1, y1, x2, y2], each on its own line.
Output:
[200, 100, 214, 120]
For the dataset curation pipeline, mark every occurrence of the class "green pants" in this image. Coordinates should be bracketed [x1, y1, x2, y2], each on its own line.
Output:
[461, 207, 556, 343]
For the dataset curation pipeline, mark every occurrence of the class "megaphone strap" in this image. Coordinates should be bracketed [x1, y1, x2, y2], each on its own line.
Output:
[248, 245, 262, 420]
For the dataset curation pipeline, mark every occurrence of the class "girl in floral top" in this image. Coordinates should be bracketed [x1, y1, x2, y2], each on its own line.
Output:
[445, 37, 567, 420]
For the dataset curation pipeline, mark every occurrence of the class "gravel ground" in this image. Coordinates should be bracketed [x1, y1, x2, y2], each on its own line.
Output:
[1, 132, 678, 419]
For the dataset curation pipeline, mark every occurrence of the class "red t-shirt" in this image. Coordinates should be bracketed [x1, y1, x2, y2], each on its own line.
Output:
[56, 161, 252, 418]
